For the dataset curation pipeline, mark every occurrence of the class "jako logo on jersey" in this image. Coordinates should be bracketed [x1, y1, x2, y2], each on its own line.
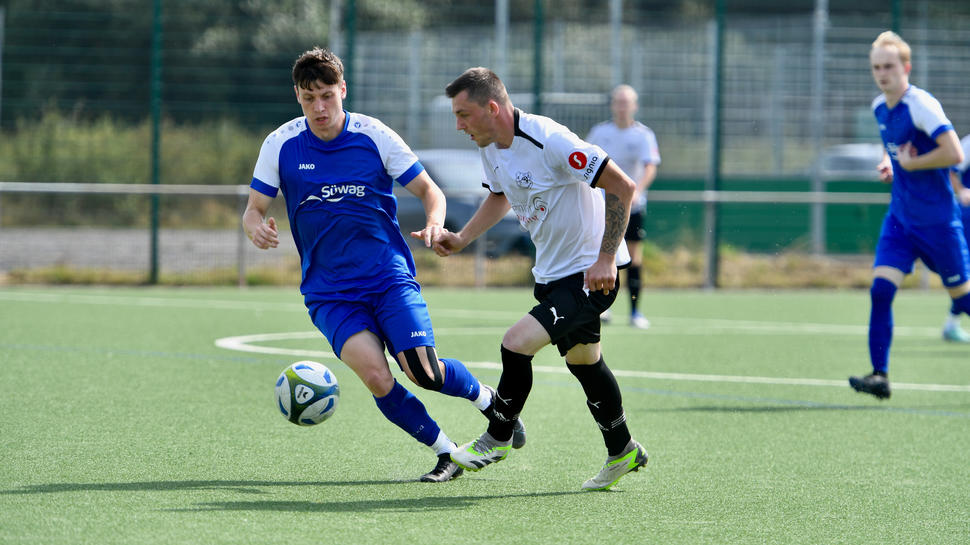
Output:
[410, 330, 427, 338]
[319, 184, 367, 202]
[568, 151, 588, 170]
[298, 163, 316, 170]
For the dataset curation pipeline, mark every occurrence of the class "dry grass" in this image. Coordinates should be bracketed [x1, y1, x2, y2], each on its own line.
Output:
[1, 247, 946, 290]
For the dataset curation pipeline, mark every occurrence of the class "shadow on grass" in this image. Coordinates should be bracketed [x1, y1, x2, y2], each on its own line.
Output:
[646, 402, 970, 417]
[0, 479, 404, 495]
[170, 491, 586, 513]
[1, 481, 594, 511]
[632, 387, 970, 417]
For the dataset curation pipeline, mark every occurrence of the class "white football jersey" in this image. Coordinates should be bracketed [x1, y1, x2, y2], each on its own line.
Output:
[480, 109, 630, 284]
[586, 120, 660, 210]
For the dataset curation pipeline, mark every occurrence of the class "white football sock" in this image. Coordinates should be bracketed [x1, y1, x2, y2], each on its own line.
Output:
[472, 383, 493, 411]
[430, 431, 455, 456]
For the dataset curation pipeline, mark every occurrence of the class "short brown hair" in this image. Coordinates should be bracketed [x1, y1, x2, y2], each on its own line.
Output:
[871, 31, 911, 64]
[292, 47, 344, 89]
[445, 67, 510, 106]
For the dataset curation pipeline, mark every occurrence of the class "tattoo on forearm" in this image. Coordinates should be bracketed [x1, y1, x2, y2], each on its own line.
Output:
[601, 193, 629, 255]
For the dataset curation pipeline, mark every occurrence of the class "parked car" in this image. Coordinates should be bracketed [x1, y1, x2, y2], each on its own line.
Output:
[815, 143, 885, 181]
[394, 149, 534, 258]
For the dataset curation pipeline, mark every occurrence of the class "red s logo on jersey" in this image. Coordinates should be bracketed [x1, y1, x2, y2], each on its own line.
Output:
[568, 151, 588, 170]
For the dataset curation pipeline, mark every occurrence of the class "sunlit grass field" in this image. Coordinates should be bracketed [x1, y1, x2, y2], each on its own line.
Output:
[1, 285, 968, 544]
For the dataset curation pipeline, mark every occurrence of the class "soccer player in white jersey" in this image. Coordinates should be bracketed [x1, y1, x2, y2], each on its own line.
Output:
[587, 84, 660, 329]
[849, 32, 968, 399]
[242, 49, 524, 482]
[942, 134, 970, 342]
[432, 67, 649, 490]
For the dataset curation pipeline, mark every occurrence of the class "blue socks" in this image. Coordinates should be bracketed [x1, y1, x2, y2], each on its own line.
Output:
[868, 277, 897, 374]
[950, 291, 970, 316]
[373, 380, 439, 446]
[438, 357, 481, 401]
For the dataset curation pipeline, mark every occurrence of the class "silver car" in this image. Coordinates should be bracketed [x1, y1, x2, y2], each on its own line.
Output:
[394, 149, 534, 258]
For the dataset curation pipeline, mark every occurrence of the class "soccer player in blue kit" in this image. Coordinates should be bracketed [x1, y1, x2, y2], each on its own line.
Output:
[942, 133, 970, 343]
[849, 32, 968, 399]
[243, 48, 523, 481]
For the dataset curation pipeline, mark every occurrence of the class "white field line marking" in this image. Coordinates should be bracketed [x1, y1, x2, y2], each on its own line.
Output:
[0, 290, 522, 320]
[214, 331, 970, 393]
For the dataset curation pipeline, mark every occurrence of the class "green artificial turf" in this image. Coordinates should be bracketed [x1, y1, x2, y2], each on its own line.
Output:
[1, 286, 967, 544]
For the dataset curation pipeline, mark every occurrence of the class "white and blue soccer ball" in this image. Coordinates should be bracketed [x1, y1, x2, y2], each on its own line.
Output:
[275, 361, 340, 426]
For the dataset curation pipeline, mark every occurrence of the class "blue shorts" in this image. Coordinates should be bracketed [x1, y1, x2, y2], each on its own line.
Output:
[961, 204, 970, 243]
[304, 280, 435, 359]
[873, 213, 970, 287]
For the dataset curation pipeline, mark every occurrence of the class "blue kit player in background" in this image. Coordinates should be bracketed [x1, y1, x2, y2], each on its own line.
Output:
[242, 48, 524, 481]
[850, 32, 968, 399]
[587, 84, 660, 330]
[943, 133, 970, 342]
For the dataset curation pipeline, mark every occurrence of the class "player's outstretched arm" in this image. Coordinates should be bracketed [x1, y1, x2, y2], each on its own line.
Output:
[242, 189, 279, 250]
[405, 171, 447, 248]
[432, 192, 510, 257]
[896, 130, 964, 172]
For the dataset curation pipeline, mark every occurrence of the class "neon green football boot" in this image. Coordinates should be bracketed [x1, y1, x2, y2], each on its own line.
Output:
[582, 439, 649, 491]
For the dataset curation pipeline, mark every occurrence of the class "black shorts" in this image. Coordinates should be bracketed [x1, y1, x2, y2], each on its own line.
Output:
[625, 210, 645, 242]
[528, 272, 619, 357]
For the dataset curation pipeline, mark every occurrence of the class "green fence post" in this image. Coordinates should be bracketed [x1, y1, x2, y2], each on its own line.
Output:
[533, 0, 543, 116]
[344, 0, 356, 111]
[149, 0, 162, 284]
[704, 0, 725, 289]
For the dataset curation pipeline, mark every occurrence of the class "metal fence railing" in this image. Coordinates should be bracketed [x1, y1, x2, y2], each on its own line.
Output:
[3, 2, 970, 179]
[0, 182, 894, 287]
[3, 1, 968, 286]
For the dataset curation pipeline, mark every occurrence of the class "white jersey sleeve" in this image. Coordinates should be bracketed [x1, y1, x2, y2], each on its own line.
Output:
[252, 117, 305, 196]
[543, 129, 609, 187]
[908, 88, 953, 140]
[480, 149, 502, 193]
[346, 113, 421, 183]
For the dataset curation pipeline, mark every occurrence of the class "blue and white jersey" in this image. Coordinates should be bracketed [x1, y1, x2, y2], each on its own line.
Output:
[954, 134, 970, 188]
[872, 85, 959, 227]
[250, 112, 425, 296]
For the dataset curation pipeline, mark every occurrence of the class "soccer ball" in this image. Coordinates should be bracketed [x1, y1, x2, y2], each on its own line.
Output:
[275, 361, 340, 426]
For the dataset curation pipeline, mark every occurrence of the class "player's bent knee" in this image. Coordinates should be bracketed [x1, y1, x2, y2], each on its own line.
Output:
[870, 276, 898, 303]
[358, 368, 395, 397]
[402, 346, 444, 391]
[872, 266, 904, 286]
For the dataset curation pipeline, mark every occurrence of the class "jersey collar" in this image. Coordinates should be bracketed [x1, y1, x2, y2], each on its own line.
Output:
[513, 109, 544, 149]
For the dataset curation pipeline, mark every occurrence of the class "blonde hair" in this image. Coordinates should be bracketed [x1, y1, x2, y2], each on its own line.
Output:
[872, 31, 911, 64]
[611, 84, 638, 103]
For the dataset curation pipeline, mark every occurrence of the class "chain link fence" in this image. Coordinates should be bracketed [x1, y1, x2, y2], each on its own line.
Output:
[2, 0, 969, 285]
